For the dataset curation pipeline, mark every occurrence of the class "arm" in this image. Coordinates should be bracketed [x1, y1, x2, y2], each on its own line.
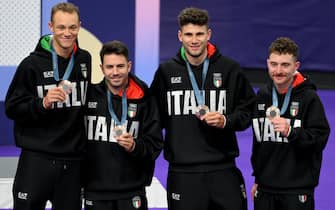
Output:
[124, 94, 164, 161]
[288, 93, 330, 152]
[5, 59, 48, 123]
[150, 68, 168, 129]
[225, 70, 256, 131]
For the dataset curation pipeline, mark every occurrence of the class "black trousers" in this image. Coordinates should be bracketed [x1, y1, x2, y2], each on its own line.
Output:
[167, 166, 248, 210]
[13, 150, 82, 210]
[254, 190, 314, 210]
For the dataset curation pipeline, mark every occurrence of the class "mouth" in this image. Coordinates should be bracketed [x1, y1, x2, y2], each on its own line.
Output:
[190, 46, 200, 50]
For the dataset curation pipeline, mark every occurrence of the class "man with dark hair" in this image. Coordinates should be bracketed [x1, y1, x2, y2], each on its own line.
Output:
[5, 2, 91, 210]
[251, 37, 330, 210]
[151, 7, 255, 210]
[83, 40, 163, 210]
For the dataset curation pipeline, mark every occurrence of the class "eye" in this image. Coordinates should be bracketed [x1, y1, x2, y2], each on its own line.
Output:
[70, 25, 78, 31]
[56, 25, 65, 30]
[270, 62, 277, 67]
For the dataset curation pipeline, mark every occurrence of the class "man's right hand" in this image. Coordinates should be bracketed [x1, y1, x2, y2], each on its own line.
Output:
[251, 183, 258, 201]
[43, 87, 66, 109]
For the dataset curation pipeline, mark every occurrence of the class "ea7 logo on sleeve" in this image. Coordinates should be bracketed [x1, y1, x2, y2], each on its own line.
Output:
[43, 71, 54, 78]
[171, 77, 182, 84]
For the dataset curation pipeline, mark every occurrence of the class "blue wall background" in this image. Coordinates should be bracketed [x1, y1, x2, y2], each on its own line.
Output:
[160, 0, 335, 71]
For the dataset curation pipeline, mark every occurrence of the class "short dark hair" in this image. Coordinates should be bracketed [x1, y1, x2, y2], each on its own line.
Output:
[178, 7, 209, 29]
[100, 40, 129, 64]
[51, 2, 80, 22]
[269, 37, 299, 61]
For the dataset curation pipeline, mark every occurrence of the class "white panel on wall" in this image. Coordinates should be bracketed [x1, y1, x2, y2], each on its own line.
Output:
[0, 0, 41, 65]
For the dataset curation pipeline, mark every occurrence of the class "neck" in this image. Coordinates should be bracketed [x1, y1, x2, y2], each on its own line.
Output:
[275, 78, 294, 94]
[107, 81, 128, 95]
[52, 42, 73, 59]
[186, 50, 207, 66]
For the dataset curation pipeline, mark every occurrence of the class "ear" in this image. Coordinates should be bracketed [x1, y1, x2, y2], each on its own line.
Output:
[266, 58, 270, 67]
[207, 28, 212, 40]
[294, 61, 300, 70]
[48, 21, 53, 33]
[127, 61, 132, 73]
[178, 30, 182, 42]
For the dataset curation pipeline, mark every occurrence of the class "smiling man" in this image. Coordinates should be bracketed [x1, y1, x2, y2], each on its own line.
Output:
[251, 37, 330, 210]
[5, 2, 91, 210]
[151, 7, 256, 210]
[83, 40, 163, 210]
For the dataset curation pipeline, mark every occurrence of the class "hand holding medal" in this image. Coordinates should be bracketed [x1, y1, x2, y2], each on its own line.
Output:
[116, 132, 136, 152]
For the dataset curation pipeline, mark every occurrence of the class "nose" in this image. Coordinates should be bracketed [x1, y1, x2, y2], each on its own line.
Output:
[111, 67, 121, 75]
[64, 28, 71, 36]
[191, 35, 199, 44]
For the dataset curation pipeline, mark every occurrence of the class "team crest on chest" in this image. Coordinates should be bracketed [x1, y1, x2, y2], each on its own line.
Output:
[290, 101, 299, 117]
[128, 103, 137, 118]
[80, 63, 88, 78]
[213, 73, 222, 88]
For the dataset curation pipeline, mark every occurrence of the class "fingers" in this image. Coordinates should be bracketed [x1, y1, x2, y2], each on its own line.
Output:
[271, 117, 289, 134]
[116, 133, 135, 152]
[203, 112, 225, 128]
[43, 87, 67, 109]
[251, 183, 258, 201]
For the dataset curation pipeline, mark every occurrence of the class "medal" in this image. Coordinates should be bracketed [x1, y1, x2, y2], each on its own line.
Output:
[195, 105, 209, 118]
[266, 105, 280, 119]
[58, 80, 73, 94]
[113, 124, 127, 137]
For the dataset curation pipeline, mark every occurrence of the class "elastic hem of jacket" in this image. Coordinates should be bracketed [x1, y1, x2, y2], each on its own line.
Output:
[258, 184, 315, 194]
[21, 149, 83, 160]
[169, 159, 236, 173]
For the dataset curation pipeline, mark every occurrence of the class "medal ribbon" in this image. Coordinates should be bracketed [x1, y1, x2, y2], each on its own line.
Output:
[107, 89, 127, 126]
[185, 58, 209, 106]
[50, 40, 75, 81]
[272, 85, 292, 115]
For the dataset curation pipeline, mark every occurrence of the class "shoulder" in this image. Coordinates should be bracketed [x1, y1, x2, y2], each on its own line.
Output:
[77, 48, 92, 60]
